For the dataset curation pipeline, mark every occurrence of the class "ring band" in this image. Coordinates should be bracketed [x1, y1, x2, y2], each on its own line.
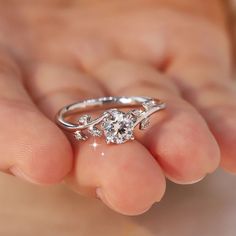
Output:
[56, 96, 166, 144]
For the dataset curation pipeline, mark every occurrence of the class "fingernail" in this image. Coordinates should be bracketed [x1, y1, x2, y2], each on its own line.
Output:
[10, 166, 39, 184]
[96, 187, 115, 209]
[182, 176, 205, 185]
[96, 188, 107, 202]
[167, 175, 206, 185]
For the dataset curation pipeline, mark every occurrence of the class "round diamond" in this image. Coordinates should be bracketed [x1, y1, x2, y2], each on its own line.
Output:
[102, 110, 134, 144]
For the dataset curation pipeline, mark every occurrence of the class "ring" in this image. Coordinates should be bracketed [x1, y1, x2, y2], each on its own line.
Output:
[56, 96, 166, 144]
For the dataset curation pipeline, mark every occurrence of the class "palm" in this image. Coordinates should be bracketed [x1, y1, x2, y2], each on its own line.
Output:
[0, 0, 235, 215]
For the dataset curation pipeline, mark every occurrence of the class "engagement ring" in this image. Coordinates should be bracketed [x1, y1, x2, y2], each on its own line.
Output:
[56, 96, 166, 144]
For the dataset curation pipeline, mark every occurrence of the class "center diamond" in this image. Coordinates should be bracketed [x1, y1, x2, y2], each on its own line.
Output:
[102, 110, 135, 144]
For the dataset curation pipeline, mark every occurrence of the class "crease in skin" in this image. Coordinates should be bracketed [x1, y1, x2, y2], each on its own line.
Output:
[9, 165, 65, 186]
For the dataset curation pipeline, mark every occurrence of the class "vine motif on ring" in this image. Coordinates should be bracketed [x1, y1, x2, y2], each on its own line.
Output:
[56, 97, 166, 145]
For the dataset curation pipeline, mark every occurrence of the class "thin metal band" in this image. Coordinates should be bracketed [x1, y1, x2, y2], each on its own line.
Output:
[57, 96, 165, 131]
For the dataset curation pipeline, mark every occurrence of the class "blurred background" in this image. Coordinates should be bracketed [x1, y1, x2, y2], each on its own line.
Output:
[0, 1, 235, 236]
[0, 170, 235, 236]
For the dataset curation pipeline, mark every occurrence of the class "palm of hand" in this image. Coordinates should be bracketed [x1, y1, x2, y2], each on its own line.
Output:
[0, 1, 235, 215]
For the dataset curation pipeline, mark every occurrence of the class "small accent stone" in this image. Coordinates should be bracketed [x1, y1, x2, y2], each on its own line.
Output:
[130, 109, 143, 117]
[139, 117, 150, 130]
[74, 131, 88, 141]
[142, 100, 157, 110]
[88, 126, 102, 137]
[78, 115, 91, 124]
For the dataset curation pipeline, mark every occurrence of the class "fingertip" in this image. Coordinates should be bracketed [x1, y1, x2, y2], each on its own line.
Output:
[14, 119, 73, 185]
[146, 106, 220, 184]
[220, 147, 236, 174]
[96, 187, 156, 216]
[69, 139, 166, 215]
[96, 143, 166, 215]
[209, 109, 236, 174]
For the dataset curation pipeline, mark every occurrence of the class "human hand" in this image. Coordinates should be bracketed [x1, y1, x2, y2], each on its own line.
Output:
[0, 0, 235, 215]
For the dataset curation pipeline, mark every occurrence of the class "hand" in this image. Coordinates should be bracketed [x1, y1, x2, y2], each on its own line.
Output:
[0, 0, 235, 215]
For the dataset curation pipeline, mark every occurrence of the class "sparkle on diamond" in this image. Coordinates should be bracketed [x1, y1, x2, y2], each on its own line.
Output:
[102, 110, 135, 144]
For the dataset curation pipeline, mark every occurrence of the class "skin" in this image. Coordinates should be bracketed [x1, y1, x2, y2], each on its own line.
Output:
[0, 0, 235, 215]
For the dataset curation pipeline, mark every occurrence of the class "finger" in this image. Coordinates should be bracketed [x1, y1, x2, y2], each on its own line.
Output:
[26, 63, 105, 118]
[0, 49, 72, 184]
[166, 27, 236, 173]
[168, 52, 236, 173]
[26, 62, 166, 215]
[69, 138, 165, 216]
[89, 58, 220, 184]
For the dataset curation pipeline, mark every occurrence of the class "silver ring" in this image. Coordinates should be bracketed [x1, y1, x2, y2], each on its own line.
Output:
[56, 96, 166, 144]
